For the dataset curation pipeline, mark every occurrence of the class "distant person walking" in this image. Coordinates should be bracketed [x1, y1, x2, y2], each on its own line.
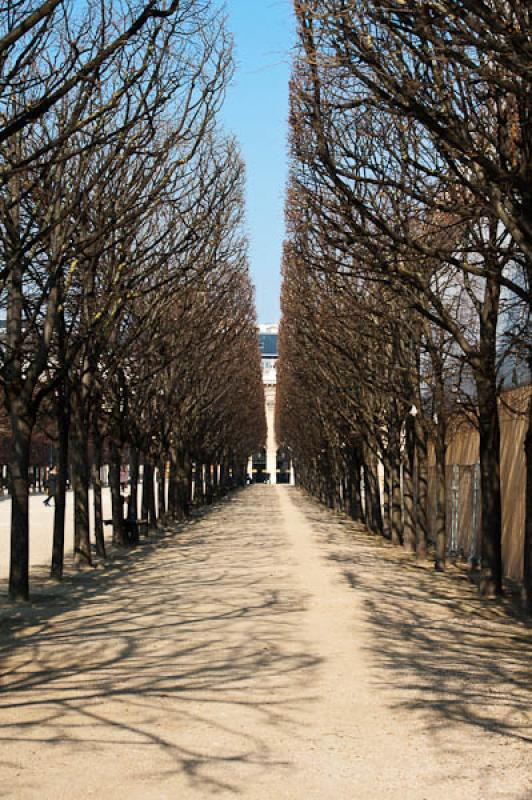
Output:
[43, 467, 58, 507]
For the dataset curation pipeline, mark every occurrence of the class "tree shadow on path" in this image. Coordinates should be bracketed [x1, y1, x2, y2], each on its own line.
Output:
[0, 489, 320, 797]
[291, 490, 532, 749]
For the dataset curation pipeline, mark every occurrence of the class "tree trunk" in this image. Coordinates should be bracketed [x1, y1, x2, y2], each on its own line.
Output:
[219, 462, 227, 495]
[187, 457, 194, 502]
[92, 430, 105, 558]
[148, 462, 157, 526]
[390, 443, 403, 545]
[204, 463, 213, 505]
[523, 389, 532, 612]
[382, 449, 391, 539]
[8, 410, 32, 601]
[415, 422, 429, 559]
[175, 454, 187, 518]
[167, 456, 178, 518]
[431, 346, 447, 572]
[5, 211, 33, 600]
[141, 459, 151, 525]
[476, 271, 503, 596]
[364, 444, 383, 534]
[476, 375, 503, 596]
[157, 459, 166, 518]
[403, 415, 416, 552]
[434, 434, 447, 572]
[128, 447, 140, 523]
[109, 441, 126, 546]
[178, 452, 191, 516]
[70, 414, 92, 566]
[196, 462, 205, 505]
[51, 387, 70, 579]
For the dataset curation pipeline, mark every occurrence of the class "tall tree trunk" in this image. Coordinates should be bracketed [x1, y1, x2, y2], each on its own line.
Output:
[148, 461, 157, 526]
[92, 429, 105, 557]
[141, 459, 151, 525]
[415, 422, 429, 559]
[476, 272, 503, 596]
[204, 463, 213, 505]
[70, 410, 92, 566]
[476, 374, 503, 596]
[175, 452, 190, 517]
[8, 408, 32, 601]
[364, 444, 383, 534]
[51, 385, 70, 579]
[389, 419, 403, 545]
[434, 432, 447, 572]
[157, 458, 166, 518]
[5, 181, 31, 601]
[187, 457, 194, 502]
[431, 344, 447, 572]
[182, 452, 192, 515]
[219, 462, 227, 495]
[344, 468, 353, 518]
[212, 462, 219, 496]
[167, 455, 178, 519]
[523, 389, 532, 612]
[382, 449, 391, 539]
[403, 415, 417, 552]
[109, 441, 126, 546]
[128, 447, 140, 520]
[196, 462, 205, 505]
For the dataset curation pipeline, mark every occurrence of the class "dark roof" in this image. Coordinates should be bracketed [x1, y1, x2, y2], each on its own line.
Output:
[259, 333, 278, 357]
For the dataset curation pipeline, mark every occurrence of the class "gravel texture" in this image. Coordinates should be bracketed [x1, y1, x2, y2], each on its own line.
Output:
[0, 485, 530, 799]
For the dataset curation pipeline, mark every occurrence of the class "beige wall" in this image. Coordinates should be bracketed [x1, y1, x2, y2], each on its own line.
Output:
[434, 386, 530, 581]
[265, 383, 277, 484]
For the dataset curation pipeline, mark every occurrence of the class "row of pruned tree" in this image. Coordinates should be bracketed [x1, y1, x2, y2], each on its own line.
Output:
[0, 1, 266, 601]
[277, 0, 531, 605]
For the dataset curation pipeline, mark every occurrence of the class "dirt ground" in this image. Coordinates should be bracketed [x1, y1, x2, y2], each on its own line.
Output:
[0, 485, 530, 799]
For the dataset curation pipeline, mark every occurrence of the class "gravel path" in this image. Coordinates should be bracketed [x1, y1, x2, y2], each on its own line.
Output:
[0, 485, 530, 799]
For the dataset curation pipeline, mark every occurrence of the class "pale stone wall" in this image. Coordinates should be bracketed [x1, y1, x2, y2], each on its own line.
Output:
[428, 385, 530, 581]
[265, 383, 277, 484]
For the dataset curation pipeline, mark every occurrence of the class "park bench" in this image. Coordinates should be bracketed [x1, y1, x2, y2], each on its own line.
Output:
[103, 517, 149, 537]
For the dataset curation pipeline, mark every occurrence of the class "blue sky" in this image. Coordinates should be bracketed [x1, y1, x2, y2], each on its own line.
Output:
[221, 0, 294, 324]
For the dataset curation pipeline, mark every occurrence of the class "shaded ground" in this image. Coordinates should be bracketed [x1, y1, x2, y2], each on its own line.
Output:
[0, 486, 530, 799]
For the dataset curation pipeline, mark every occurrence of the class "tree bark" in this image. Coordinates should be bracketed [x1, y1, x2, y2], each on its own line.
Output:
[167, 455, 178, 518]
[204, 463, 213, 504]
[476, 374, 503, 595]
[403, 415, 417, 552]
[8, 409, 32, 601]
[415, 422, 429, 559]
[148, 461, 157, 526]
[141, 459, 151, 525]
[364, 444, 383, 534]
[434, 433, 447, 572]
[109, 440, 126, 546]
[195, 462, 205, 505]
[128, 447, 140, 520]
[177, 452, 191, 516]
[523, 388, 532, 612]
[70, 408, 92, 566]
[220, 462, 227, 494]
[51, 385, 70, 579]
[475, 270, 503, 596]
[92, 429, 106, 557]
[157, 458, 166, 518]
[382, 449, 391, 539]
[389, 422, 403, 545]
